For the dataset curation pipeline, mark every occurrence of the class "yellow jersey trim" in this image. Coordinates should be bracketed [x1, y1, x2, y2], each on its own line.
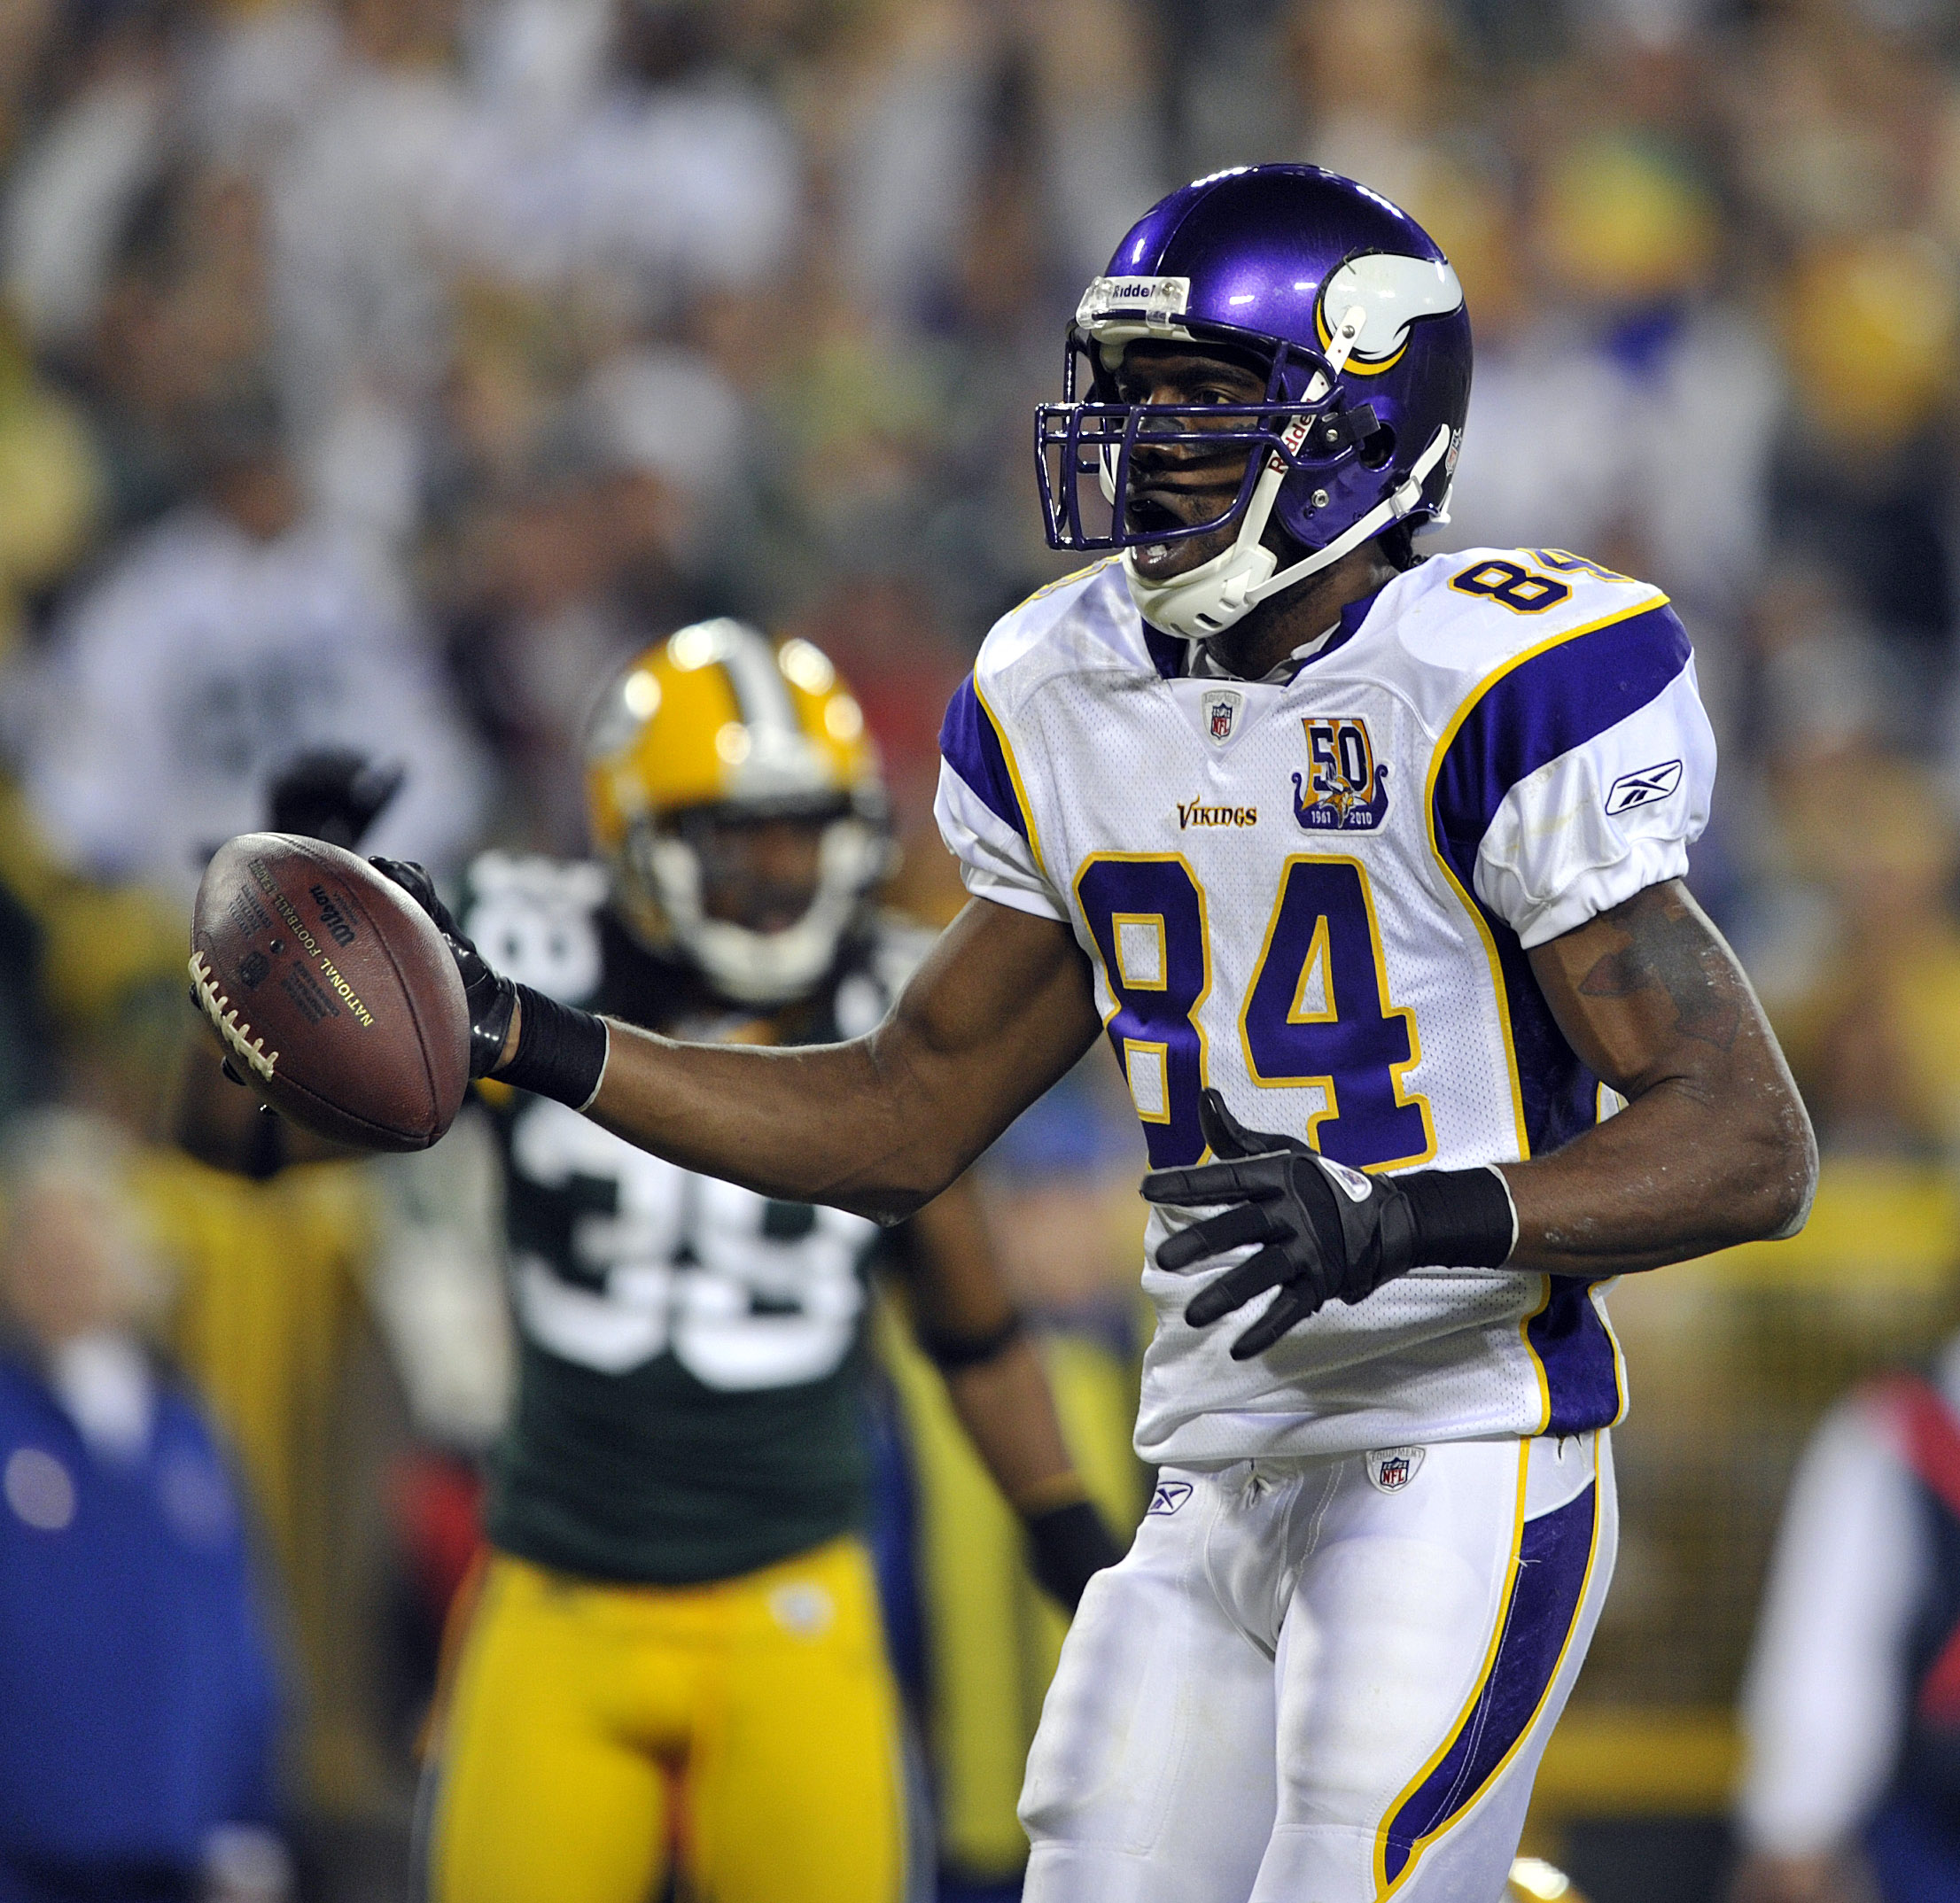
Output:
[1423, 589, 1668, 1426]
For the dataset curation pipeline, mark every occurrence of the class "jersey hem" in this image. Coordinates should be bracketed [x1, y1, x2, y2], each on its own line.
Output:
[1132, 1408, 1622, 1467]
[483, 1513, 867, 1591]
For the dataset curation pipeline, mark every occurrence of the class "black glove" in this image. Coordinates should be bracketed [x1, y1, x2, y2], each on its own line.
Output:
[370, 857, 611, 1108]
[1142, 1090, 1515, 1359]
[369, 857, 517, 1079]
[1025, 1497, 1125, 1613]
[268, 750, 404, 850]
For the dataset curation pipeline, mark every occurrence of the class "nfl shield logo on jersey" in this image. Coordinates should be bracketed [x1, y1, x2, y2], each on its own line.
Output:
[1204, 690, 1242, 745]
[1366, 1446, 1426, 1493]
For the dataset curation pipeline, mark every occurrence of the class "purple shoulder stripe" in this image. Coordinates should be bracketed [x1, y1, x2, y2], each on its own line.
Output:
[1429, 602, 1692, 1162]
[1433, 602, 1692, 869]
[939, 674, 1028, 842]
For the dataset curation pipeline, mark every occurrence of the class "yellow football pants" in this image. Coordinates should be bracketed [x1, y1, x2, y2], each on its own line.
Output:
[427, 1539, 905, 1903]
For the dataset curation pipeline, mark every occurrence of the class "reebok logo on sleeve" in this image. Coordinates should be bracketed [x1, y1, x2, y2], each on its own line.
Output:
[1605, 759, 1683, 816]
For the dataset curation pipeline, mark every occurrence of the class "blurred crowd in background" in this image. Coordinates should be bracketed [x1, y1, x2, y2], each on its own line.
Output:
[1, 0, 1959, 1896]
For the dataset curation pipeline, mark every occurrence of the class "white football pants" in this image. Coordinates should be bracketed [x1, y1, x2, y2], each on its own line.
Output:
[1021, 1431, 1615, 1903]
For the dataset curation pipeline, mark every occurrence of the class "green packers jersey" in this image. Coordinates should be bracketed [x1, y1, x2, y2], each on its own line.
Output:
[460, 851, 926, 1586]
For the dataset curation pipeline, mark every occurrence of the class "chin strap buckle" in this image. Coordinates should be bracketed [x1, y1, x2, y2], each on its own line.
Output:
[1307, 402, 1381, 457]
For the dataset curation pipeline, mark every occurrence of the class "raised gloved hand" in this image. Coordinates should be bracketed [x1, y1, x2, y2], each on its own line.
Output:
[267, 750, 404, 850]
[1141, 1090, 1516, 1359]
[370, 857, 611, 1109]
[369, 857, 517, 1079]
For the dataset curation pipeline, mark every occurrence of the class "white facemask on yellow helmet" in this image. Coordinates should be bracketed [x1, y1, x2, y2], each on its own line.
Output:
[584, 619, 892, 1008]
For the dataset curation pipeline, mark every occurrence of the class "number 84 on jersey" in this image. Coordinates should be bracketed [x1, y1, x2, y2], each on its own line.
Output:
[1077, 851, 1435, 1176]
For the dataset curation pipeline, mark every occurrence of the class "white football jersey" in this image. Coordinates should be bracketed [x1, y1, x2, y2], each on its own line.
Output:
[936, 549, 1715, 1464]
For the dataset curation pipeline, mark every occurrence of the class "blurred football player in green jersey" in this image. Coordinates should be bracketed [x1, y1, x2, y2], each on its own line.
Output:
[175, 622, 1124, 1903]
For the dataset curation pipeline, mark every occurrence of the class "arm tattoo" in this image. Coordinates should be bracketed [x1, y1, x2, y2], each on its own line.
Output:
[1575, 887, 1742, 1052]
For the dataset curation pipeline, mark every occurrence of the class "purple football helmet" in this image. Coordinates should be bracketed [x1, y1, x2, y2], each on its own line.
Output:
[1035, 164, 1472, 640]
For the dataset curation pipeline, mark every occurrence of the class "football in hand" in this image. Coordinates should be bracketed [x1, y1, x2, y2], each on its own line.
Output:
[190, 834, 471, 1151]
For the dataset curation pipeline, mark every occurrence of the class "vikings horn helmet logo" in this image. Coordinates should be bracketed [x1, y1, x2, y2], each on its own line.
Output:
[1317, 253, 1466, 376]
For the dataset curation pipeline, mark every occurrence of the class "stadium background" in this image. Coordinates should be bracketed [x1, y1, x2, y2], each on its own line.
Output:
[0, 0, 1953, 1897]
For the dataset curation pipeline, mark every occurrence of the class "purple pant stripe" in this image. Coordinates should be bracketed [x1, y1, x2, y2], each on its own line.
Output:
[1381, 1477, 1598, 1886]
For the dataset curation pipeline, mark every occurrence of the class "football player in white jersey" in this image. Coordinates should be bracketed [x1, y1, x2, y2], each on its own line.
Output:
[353, 165, 1816, 1903]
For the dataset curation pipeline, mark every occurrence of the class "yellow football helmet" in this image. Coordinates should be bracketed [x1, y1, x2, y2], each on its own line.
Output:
[583, 618, 891, 1007]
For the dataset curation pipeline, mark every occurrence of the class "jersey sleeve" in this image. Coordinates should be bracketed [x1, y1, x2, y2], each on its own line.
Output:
[1435, 602, 1715, 950]
[935, 672, 1068, 922]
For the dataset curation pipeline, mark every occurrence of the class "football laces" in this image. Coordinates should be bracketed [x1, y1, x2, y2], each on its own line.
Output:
[188, 951, 280, 1082]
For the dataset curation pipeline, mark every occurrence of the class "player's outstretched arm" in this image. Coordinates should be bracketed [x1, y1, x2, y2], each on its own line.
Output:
[376, 862, 1102, 1219]
[1510, 876, 1817, 1275]
[584, 898, 1105, 1223]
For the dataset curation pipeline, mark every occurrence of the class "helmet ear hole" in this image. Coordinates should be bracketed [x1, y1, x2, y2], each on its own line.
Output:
[1359, 423, 1396, 470]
